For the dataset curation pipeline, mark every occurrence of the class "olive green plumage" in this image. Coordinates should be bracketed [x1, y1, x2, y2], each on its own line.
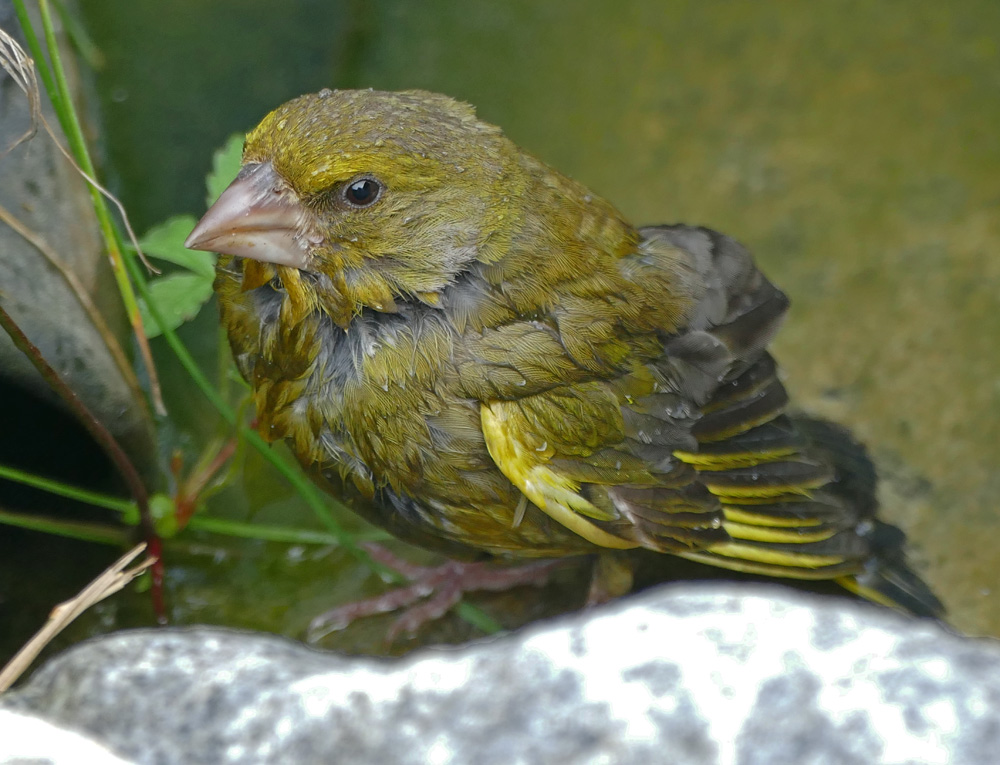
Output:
[195, 88, 942, 617]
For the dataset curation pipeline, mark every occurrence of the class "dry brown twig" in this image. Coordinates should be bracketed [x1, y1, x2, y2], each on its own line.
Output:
[0, 543, 156, 693]
[0, 26, 156, 273]
[0, 26, 39, 155]
[0, 201, 150, 411]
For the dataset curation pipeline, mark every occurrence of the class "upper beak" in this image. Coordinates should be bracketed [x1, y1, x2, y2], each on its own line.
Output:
[185, 161, 312, 269]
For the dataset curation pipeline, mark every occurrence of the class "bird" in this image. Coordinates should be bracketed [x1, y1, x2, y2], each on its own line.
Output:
[186, 88, 942, 633]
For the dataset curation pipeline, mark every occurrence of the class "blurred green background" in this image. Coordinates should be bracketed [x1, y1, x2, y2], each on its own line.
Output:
[3, 0, 998, 661]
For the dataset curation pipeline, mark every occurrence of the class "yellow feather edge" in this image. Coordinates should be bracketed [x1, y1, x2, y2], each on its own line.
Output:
[481, 402, 635, 550]
[704, 483, 823, 499]
[721, 520, 836, 544]
[672, 447, 798, 469]
[690, 410, 781, 443]
[680, 543, 847, 572]
[722, 507, 823, 528]
[835, 576, 900, 609]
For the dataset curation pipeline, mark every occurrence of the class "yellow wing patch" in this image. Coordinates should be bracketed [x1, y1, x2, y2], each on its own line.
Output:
[679, 544, 849, 575]
[481, 401, 636, 550]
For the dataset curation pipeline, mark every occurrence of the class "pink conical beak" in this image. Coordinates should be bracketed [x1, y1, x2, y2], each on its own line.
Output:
[185, 161, 312, 269]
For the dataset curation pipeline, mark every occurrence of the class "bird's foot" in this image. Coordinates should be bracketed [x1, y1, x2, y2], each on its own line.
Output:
[308, 543, 564, 642]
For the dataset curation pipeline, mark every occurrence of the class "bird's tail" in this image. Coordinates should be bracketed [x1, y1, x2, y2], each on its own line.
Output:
[796, 416, 943, 618]
[836, 520, 944, 618]
[675, 388, 945, 618]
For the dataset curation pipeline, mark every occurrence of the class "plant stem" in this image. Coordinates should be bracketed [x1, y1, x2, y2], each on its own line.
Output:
[51, 0, 103, 70]
[0, 507, 128, 546]
[455, 602, 504, 635]
[186, 516, 390, 545]
[0, 463, 134, 514]
[0, 304, 154, 543]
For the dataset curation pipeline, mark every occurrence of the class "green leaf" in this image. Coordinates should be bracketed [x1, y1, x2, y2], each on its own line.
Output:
[139, 215, 215, 278]
[207, 133, 246, 207]
[139, 272, 215, 338]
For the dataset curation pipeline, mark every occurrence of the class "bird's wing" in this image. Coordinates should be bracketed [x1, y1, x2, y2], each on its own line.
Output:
[480, 375, 728, 552]
[671, 360, 861, 578]
[473, 225, 794, 553]
[475, 225, 919, 588]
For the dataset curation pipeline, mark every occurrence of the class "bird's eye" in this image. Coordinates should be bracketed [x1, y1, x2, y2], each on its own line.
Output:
[343, 177, 382, 208]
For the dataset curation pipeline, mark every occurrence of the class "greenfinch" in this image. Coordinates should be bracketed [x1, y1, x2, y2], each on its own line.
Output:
[187, 89, 942, 620]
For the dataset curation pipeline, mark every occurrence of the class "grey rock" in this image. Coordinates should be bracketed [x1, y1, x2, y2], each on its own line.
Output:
[3, 583, 1000, 765]
[0, 708, 136, 765]
[0, 0, 155, 467]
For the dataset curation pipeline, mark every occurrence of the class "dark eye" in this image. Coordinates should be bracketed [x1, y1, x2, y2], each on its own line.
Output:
[343, 177, 382, 208]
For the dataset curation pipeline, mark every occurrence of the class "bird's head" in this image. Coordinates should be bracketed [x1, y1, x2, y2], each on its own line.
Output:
[186, 89, 531, 326]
